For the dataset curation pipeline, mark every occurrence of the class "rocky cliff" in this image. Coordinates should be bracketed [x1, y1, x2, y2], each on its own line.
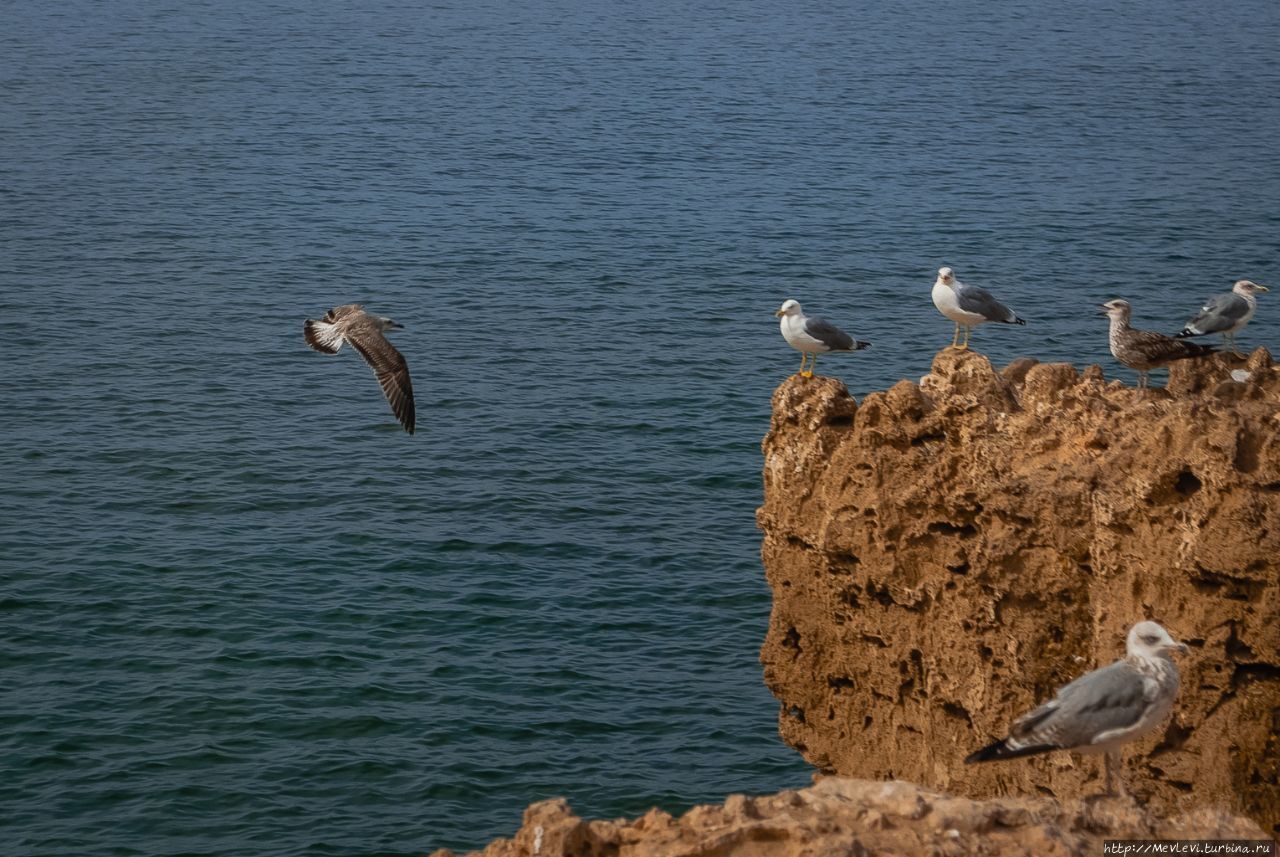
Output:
[436, 777, 1267, 857]
[758, 348, 1280, 835]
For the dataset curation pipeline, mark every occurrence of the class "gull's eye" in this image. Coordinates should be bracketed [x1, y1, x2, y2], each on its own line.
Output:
[1141, 634, 1159, 645]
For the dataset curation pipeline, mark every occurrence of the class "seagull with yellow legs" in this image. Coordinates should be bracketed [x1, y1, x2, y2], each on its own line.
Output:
[931, 266, 1026, 349]
[775, 299, 868, 378]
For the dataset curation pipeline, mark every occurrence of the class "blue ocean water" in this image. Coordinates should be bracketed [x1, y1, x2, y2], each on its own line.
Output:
[3, 1, 1279, 854]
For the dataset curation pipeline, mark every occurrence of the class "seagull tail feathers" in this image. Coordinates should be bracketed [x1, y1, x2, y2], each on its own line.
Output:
[964, 738, 1056, 764]
[854, 340, 871, 350]
[1175, 326, 1200, 339]
[304, 319, 344, 354]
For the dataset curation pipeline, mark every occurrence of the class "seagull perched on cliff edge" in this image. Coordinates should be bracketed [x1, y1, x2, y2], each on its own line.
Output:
[965, 621, 1188, 797]
[1100, 299, 1216, 389]
[304, 304, 416, 434]
[1176, 279, 1270, 358]
[931, 266, 1026, 349]
[775, 299, 869, 378]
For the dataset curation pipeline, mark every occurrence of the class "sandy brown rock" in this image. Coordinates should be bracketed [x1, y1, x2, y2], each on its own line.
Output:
[758, 348, 1280, 835]
[436, 777, 1267, 857]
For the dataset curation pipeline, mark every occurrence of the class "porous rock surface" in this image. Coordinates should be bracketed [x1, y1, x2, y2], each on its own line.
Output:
[434, 776, 1266, 857]
[758, 348, 1280, 834]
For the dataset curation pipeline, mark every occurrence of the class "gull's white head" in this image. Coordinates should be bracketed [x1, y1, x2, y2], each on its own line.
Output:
[775, 299, 803, 318]
[1099, 299, 1132, 321]
[936, 267, 956, 287]
[1233, 280, 1270, 296]
[1127, 621, 1189, 659]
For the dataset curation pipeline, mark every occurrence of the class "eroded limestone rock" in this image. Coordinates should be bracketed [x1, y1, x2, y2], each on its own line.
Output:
[758, 348, 1280, 834]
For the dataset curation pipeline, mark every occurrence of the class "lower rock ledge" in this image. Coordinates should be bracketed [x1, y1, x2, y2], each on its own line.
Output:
[430, 777, 1268, 857]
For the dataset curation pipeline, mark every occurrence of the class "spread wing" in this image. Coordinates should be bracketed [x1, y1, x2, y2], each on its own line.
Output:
[346, 327, 415, 434]
[1182, 292, 1249, 335]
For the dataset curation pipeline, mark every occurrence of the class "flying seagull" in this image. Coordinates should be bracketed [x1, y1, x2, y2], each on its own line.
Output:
[1176, 279, 1270, 358]
[931, 266, 1025, 349]
[775, 299, 869, 378]
[1100, 299, 1216, 389]
[965, 621, 1188, 796]
[304, 304, 415, 434]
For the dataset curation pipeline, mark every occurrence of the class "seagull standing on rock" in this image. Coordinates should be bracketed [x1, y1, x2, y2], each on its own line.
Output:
[931, 266, 1026, 349]
[1176, 279, 1270, 358]
[965, 621, 1189, 797]
[1100, 299, 1216, 389]
[304, 304, 416, 434]
[775, 299, 869, 379]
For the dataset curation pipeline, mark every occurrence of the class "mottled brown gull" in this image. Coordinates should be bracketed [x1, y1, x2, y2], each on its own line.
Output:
[931, 266, 1026, 349]
[775, 299, 869, 378]
[304, 304, 415, 434]
[1100, 299, 1216, 389]
[1177, 279, 1270, 357]
[965, 621, 1188, 796]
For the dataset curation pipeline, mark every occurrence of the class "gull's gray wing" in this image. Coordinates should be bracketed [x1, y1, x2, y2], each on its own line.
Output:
[1006, 660, 1152, 752]
[345, 325, 416, 434]
[955, 283, 1023, 324]
[1182, 292, 1249, 335]
[803, 316, 855, 351]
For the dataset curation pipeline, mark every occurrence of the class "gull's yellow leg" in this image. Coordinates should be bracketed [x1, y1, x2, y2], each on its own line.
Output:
[803, 353, 817, 378]
[960, 326, 971, 350]
[951, 323, 960, 348]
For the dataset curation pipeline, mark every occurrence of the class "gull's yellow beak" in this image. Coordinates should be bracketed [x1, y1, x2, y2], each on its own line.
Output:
[1257, 284, 1270, 293]
[774, 308, 786, 317]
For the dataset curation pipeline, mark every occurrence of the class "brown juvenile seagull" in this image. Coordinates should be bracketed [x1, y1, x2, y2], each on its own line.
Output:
[304, 304, 415, 434]
[1100, 299, 1216, 389]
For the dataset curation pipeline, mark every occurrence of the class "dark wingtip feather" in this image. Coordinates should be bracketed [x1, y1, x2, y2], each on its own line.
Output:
[1175, 328, 1196, 339]
[1167, 339, 1218, 360]
[854, 340, 871, 350]
[964, 739, 1006, 764]
[964, 738, 1057, 764]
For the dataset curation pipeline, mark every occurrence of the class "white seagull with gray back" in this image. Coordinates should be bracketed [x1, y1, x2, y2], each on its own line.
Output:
[931, 266, 1025, 349]
[775, 299, 868, 378]
[304, 304, 416, 434]
[965, 620, 1188, 796]
[1177, 279, 1270, 357]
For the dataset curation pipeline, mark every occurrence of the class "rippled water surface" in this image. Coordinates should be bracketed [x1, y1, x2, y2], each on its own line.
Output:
[4, 1, 1279, 854]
